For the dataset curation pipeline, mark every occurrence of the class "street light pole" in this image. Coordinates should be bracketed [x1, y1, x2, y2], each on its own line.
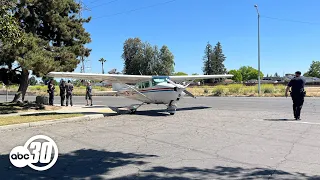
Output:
[254, 4, 261, 95]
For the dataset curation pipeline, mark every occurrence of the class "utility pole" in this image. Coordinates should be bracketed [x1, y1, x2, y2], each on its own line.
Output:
[254, 4, 261, 95]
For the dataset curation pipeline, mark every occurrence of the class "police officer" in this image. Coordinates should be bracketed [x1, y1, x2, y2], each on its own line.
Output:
[85, 81, 93, 106]
[66, 80, 74, 106]
[59, 80, 66, 106]
[285, 71, 306, 120]
[47, 79, 55, 106]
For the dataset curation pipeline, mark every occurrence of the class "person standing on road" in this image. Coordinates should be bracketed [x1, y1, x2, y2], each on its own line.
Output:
[66, 80, 74, 106]
[85, 81, 93, 106]
[285, 71, 306, 120]
[47, 79, 55, 106]
[59, 80, 66, 106]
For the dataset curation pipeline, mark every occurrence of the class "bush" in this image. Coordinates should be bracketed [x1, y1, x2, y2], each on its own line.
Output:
[261, 84, 274, 93]
[228, 84, 243, 94]
[212, 85, 225, 96]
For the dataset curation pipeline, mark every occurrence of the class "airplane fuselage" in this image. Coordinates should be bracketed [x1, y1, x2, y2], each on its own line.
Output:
[116, 76, 186, 105]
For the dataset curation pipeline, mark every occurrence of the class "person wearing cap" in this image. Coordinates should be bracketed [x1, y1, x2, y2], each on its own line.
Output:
[285, 71, 306, 120]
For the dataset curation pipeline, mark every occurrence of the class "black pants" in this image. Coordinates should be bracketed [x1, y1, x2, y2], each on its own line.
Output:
[291, 93, 304, 118]
[49, 93, 54, 105]
[66, 93, 73, 106]
[60, 94, 65, 106]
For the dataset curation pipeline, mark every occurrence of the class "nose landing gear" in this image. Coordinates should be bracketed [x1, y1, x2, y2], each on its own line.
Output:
[167, 100, 177, 115]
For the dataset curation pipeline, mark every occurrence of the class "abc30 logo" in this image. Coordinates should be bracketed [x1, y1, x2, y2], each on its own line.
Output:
[9, 135, 58, 171]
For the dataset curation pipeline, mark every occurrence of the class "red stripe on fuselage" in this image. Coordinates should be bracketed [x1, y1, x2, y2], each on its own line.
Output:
[139, 88, 174, 92]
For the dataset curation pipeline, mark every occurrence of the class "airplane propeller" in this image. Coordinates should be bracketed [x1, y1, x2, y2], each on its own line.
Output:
[166, 78, 196, 98]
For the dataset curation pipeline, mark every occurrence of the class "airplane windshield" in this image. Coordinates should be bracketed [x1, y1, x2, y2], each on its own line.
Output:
[152, 76, 169, 86]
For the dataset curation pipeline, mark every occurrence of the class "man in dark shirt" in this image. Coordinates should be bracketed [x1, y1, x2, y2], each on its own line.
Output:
[59, 80, 66, 106]
[285, 71, 306, 120]
[85, 81, 93, 106]
[65, 80, 74, 106]
[47, 79, 55, 106]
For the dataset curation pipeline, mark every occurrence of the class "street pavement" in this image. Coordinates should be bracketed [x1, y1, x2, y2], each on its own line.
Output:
[1, 96, 320, 179]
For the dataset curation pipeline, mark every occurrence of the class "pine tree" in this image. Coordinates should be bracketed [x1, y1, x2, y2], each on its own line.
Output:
[202, 42, 213, 75]
[211, 42, 227, 75]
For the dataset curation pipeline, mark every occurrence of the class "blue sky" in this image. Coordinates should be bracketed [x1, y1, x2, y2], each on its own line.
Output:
[76, 0, 320, 76]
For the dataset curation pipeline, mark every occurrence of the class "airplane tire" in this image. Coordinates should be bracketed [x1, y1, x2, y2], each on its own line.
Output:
[130, 109, 136, 114]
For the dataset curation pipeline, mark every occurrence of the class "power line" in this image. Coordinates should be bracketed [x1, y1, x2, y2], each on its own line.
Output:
[261, 15, 320, 25]
[89, 0, 120, 9]
[93, 0, 178, 20]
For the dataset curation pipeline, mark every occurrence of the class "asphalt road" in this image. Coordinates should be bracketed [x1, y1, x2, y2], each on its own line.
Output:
[1, 96, 320, 179]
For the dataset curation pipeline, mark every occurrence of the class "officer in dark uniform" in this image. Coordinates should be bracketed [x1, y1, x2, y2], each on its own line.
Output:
[47, 79, 55, 106]
[59, 80, 66, 106]
[85, 81, 93, 106]
[66, 80, 74, 106]
[285, 71, 306, 120]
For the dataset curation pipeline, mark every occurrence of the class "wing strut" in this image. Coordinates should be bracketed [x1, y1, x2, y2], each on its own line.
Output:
[124, 84, 154, 103]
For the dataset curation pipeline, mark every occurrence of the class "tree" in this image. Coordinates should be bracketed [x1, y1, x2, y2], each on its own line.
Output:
[0, 0, 91, 102]
[122, 38, 144, 75]
[304, 61, 320, 78]
[122, 38, 174, 75]
[202, 42, 213, 75]
[202, 42, 227, 82]
[172, 72, 188, 76]
[29, 76, 37, 86]
[158, 45, 175, 76]
[99, 58, 107, 74]
[228, 69, 242, 82]
[211, 42, 227, 75]
[0, 0, 23, 46]
[239, 66, 264, 81]
[274, 72, 280, 77]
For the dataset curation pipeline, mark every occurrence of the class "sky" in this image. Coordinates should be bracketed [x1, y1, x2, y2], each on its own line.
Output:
[75, 0, 320, 76]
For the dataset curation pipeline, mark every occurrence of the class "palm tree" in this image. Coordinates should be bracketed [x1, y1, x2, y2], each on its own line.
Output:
[98, 58, 107, 74]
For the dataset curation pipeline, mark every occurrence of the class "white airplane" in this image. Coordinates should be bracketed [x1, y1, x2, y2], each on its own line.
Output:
[47, 72, 233, 115]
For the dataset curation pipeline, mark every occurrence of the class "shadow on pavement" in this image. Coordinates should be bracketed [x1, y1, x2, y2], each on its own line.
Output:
[110, 166, 320, 180]
[263, 118, 298, 122]
[0, 149, 319, 179]
[109, 106, 211, 117]
[0, 149, 157, 179]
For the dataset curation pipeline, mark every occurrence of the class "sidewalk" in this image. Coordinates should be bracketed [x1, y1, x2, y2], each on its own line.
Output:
[0, 104, 117, 117]
[0, 105, 118, 130]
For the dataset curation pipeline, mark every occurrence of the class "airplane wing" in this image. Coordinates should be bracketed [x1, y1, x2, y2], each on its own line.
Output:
[169, 74, 233, 82]
[47, 72, 152, 84]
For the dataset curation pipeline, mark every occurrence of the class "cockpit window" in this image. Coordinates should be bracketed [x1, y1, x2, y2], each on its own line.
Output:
[152, 76, 169, 86]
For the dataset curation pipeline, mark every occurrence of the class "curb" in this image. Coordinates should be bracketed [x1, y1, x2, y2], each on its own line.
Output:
[0, 114, 108, 131]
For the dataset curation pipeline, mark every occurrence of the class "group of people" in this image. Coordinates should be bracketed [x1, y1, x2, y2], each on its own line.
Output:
[47, 80, 93, 107]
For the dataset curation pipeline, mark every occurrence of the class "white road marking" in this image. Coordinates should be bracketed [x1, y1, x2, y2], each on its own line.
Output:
[255, 119, 320, 125]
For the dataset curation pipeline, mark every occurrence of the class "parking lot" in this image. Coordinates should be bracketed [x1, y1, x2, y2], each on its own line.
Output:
[1, 96, 320, 179]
